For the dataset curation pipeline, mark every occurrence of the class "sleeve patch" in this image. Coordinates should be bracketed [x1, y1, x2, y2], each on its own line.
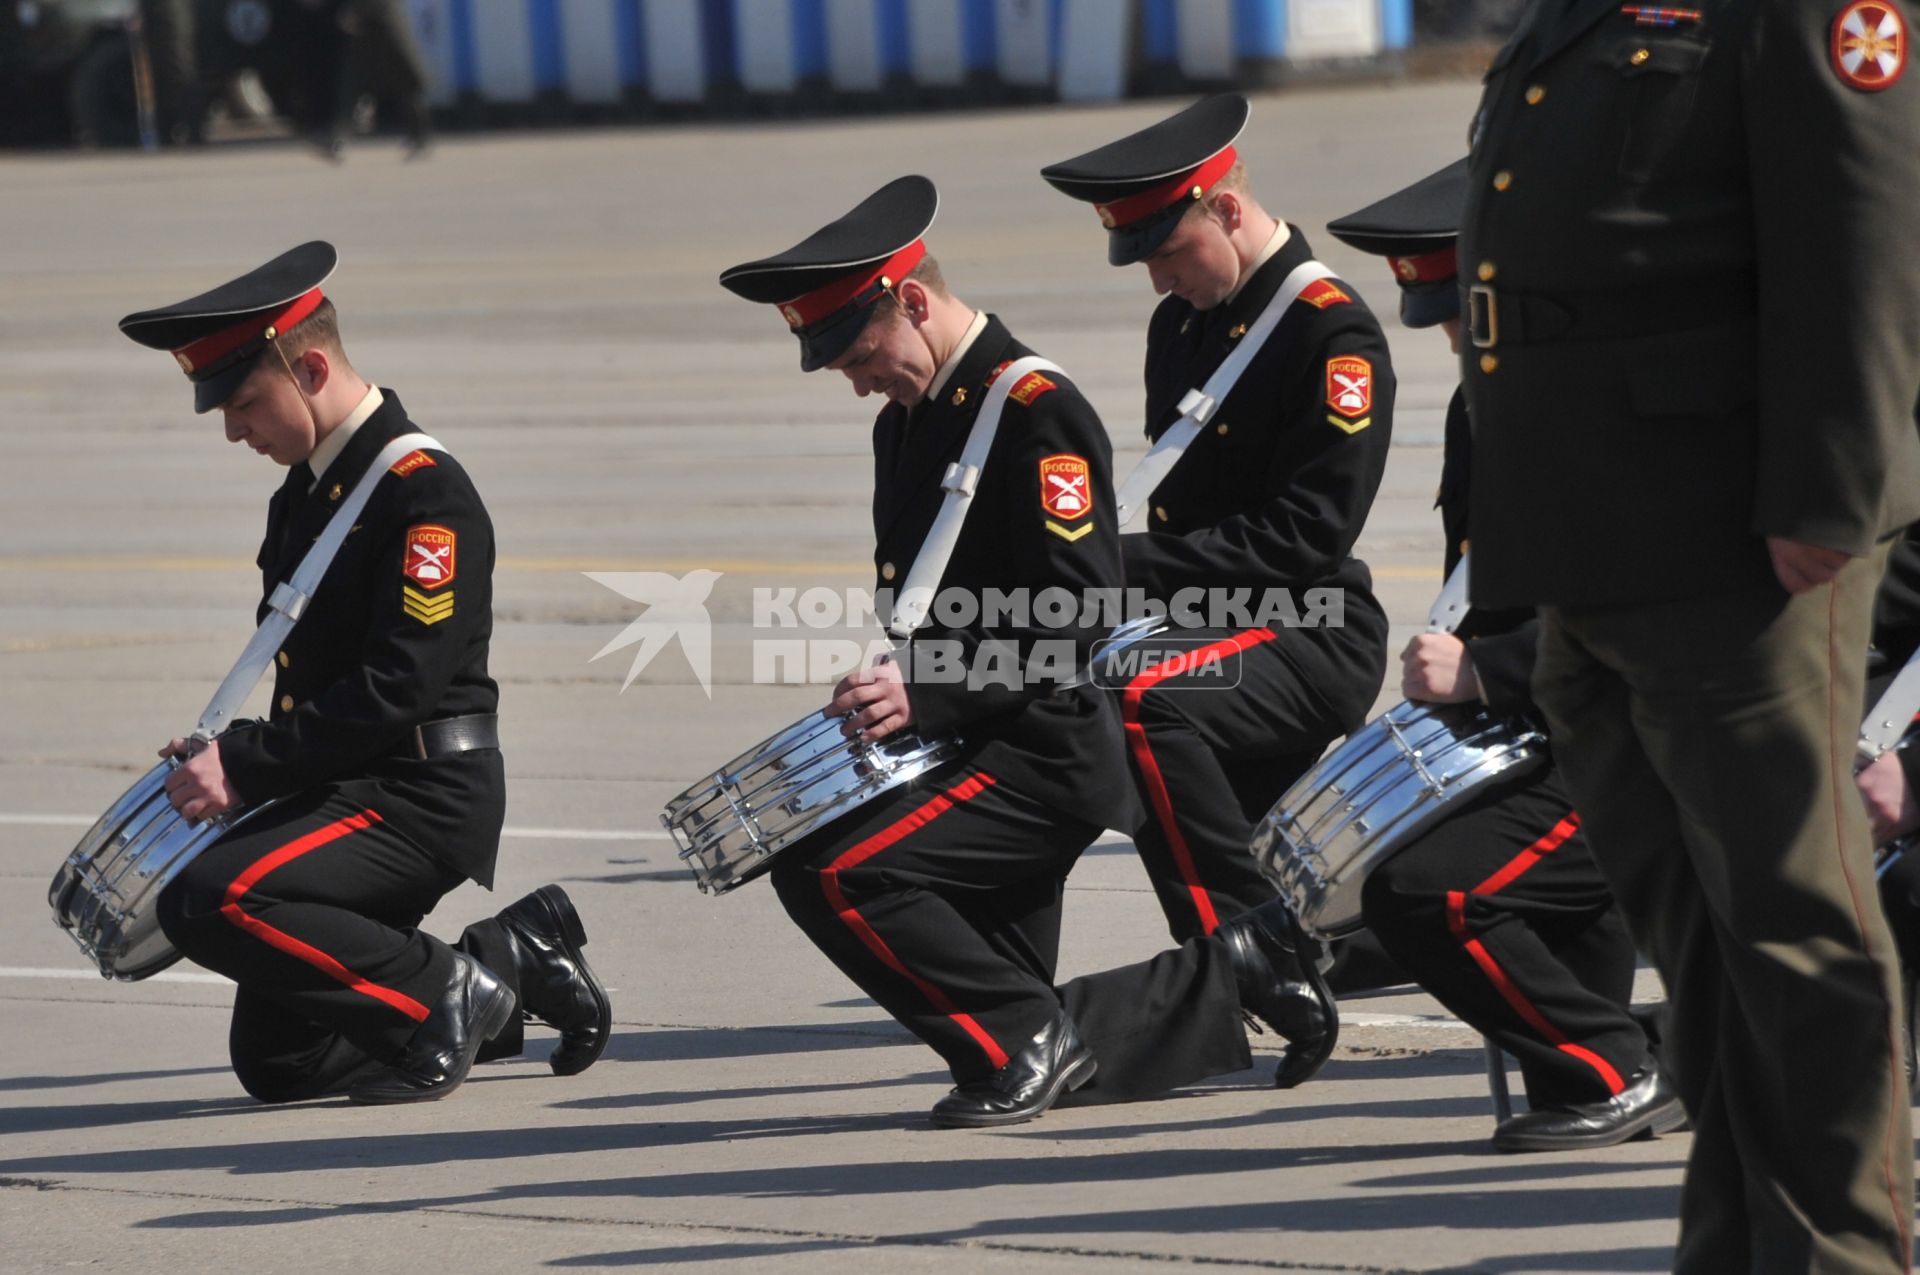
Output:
[1326, 356, 1374, 420]
[1300, 279, 1354, 309]
[403, 524, 457, 590]
[1833, 1, 1907, 90]
[402, 584, 455, 626]
[389, 449, 437, 478]
[1039, 454, 1094, 522]
[1009, 371, 1058, 406]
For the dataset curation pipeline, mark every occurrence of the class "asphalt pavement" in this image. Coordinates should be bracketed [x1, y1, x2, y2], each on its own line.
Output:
[0, 82, 1699, 1274]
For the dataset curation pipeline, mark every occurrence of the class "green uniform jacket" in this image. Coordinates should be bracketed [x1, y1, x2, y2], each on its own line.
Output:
[1460, 0, 1920, 607]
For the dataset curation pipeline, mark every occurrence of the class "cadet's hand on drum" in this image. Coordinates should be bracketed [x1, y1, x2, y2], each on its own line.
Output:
[828, 656, 914, 742]
[158, 737, 239, 822]
[1856, 751, 1920, 846]
[1767, 537, 1853, 595]
[1401, 633, 1481, 704]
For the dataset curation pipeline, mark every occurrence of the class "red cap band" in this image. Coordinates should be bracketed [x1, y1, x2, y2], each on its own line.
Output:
[777, 240, 928, 329]
[173, 287, 326, 374]
[1388, 247, 1459, 285]
[1093, 146, 1238, 231]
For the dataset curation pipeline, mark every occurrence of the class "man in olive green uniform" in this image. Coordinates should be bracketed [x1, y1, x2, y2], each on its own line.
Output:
[1460, 2, 1920, 1269]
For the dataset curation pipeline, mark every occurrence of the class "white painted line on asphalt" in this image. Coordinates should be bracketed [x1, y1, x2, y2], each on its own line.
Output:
[4, 815, 1136, 846]
[0, 813, 673, 841]
[501, 826, 670, 841]
[0, 964, 1476, 1030]
[1343, 1013, 1479, 1031]
[0, 965, 227, 984]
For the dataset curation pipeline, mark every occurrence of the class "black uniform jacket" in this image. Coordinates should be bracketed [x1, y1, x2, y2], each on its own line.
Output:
[880, 317, 1142, 832]
[218, 391, 505, 886]
[1128, 226, 1395, 600]
[1438, 388, 1540, 721]
[1461, 0, 1920, 608]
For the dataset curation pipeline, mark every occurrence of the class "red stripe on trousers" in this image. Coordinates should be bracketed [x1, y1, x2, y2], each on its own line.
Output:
[1443, 811, 1625, 1095]
[1121, 628, 1280, 936]
[820, 773, 1010, 1071]
[218, 809, 432, 1023]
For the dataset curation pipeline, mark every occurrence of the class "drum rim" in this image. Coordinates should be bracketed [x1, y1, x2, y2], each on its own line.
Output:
[1252, 701, 1550, 935]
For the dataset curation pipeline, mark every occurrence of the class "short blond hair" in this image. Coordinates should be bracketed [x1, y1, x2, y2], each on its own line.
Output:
[277, 297, 350, 366]
[1187, 161, 1252, 225]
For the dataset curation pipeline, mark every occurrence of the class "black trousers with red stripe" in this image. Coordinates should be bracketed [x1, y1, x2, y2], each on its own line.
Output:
[1119, 622, 1387, 943]
[157, 788, 523, 1103]
[770, 766, 1251, 1094]
[1359, 769, 1651, 1109]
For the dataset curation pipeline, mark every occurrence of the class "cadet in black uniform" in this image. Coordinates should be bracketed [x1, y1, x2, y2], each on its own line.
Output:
[1327, 161, 1680, 1152]
[720, 179, 1337, 1126]
[120, 243, 610, 1105]
[1040, 98, 1393, 995]
[1462, 2, 1920, 1267]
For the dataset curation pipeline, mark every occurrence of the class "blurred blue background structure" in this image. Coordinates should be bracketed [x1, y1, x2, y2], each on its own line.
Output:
[408, 0, 1413, 108]
[1, 0, 1525, 148]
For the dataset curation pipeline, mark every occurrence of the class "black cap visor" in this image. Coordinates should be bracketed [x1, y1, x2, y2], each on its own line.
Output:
[1108, 200, 1194, 267]
[193, 353, 267, 413]
[1400, 279, 1462, 330]
[795, 299, 886, 373]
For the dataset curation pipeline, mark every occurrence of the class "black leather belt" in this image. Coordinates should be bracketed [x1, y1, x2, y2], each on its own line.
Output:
[406, 713, 499, 760]
[1467, 277, 1756, 350]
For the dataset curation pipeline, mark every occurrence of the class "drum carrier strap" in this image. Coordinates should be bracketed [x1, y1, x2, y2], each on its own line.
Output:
[890, 355, 1064, 636]
[1428, 554, 1472, 636]
[1112, 258, 1338, 528]
[190, 431, 443, 742]
[1860, 645, 1920, 769]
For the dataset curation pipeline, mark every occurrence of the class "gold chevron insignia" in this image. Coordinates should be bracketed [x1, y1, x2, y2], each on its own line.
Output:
[1327, 413, 1372, 435]
[402, 585, 455, 625]
[1044, 520, 1095, 543]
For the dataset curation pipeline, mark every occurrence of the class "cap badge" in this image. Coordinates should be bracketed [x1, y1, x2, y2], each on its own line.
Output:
[780, 304, 804, 329]
[174, 352, 195, 374]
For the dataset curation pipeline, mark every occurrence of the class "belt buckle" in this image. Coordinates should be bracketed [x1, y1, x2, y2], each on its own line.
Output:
[410, 724, 429, 761]
[1468, 284, 1499, 350]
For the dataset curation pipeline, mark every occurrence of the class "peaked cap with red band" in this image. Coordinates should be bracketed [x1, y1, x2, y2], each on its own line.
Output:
[1039, 94, 1250, 266]
[1326, 158, 1468, 330]
[119, 241, 338, 413]
[719, 176, 938, 372]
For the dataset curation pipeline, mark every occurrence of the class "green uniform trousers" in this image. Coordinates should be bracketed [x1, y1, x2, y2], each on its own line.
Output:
[1536, 548, 1911, 1275]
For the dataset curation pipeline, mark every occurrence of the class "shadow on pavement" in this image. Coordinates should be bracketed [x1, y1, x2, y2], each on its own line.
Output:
[0, 1095, 263, 1135]
[598, 1022, 913, 1064]
[545, 1242, 849, 1267]
[546, 1071, 950, 1111]
[0, 1066, 231, 1092]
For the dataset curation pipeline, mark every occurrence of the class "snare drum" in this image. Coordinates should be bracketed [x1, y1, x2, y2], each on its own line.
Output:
[665, 616, 1169, 895]
[1250, 700, 1548, 938]
[48, 759, 272, 980]
[662, 713, 961, 895]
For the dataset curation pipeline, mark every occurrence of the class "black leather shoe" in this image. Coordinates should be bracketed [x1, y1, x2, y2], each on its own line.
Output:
[348, 953, 516, 1105]
[1217, 898, 1339, 1089]
[929, 1011, 1097, 1128]
[497, 884, 612, 1076]
[1491, 1066, 1687, 1153]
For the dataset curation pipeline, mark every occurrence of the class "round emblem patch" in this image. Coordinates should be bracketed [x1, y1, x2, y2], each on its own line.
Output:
[1833, 0, 1908, 91]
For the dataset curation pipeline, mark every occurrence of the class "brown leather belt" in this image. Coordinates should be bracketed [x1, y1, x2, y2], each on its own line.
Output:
[1467, 277, 1756, 350]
